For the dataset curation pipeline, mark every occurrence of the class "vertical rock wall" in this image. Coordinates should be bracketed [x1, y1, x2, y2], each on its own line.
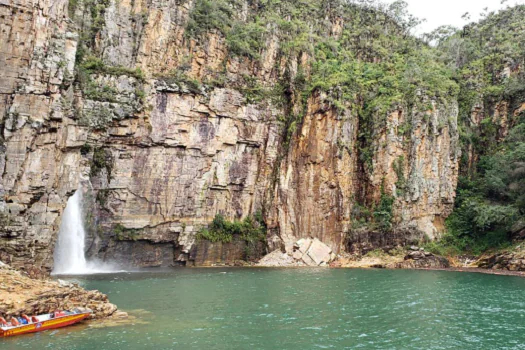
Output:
[0, 0, 460, 272]
[0, 0, 84, 274]
[270, 94, 459, 254]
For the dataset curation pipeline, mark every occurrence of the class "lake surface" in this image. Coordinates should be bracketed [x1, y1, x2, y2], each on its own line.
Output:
[3, 268, 525, 349]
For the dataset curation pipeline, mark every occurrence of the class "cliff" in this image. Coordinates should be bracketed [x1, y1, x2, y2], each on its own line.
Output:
[428, 5, 525, 256]
[0, 0, 462, 272]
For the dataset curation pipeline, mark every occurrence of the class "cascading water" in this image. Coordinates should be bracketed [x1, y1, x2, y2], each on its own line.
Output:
[52, 189, 115, 275]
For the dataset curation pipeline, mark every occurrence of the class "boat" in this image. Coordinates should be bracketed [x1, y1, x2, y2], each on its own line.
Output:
[0, 309, 92, 337]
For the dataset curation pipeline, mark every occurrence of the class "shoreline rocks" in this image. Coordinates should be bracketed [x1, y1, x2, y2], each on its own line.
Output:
[257, 238, 337, 267]
[0, 262, 121, 320]
[330, 246, 451, 270]
[393, 249, 451, 269]
[476, 252, 525, 271]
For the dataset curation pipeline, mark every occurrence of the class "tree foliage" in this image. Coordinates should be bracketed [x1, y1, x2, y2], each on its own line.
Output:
[197, 213, 267, 244]
[429, 5, 525, 254]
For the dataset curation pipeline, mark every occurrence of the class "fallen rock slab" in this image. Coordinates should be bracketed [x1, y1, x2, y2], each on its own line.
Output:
[258, 238, 336, 267]
[306, 239, 333, 266]
[293, 238, 335, 266]
[256, 250, 306, 267]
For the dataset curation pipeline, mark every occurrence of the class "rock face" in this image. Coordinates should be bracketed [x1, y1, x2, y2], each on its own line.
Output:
[273, 97, 459, 254]
[257, 250, 305, 267]
[190, 238, 266, 267]
[477, 250, 525, 272]
[0, 0, 460, 272]
[0, 263, 118, 319]
[0, 0, 83, 275]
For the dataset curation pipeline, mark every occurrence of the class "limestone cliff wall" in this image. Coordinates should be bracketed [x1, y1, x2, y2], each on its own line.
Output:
[0, 0, 460, 272]
[0, 0, 83, 273]
[270, 94, 459, 254]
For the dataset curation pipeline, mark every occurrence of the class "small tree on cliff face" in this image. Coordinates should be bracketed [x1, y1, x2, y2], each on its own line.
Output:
[374, 193, 395, 232]
[373, 183, 395, 232]
[386, 0, 422, 35]
[185, 0, 235, 38]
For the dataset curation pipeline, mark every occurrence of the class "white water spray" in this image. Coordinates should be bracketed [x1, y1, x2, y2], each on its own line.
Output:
[52, 189, 115, 275]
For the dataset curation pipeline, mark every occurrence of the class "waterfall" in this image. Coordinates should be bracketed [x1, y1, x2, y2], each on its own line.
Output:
[52, 189, 114, 275]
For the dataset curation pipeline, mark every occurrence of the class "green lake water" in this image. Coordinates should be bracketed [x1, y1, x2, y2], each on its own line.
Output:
[3, 268, 525, 349]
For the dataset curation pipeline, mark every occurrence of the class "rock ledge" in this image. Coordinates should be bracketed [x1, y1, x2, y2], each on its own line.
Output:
[0, 263, 120, 319]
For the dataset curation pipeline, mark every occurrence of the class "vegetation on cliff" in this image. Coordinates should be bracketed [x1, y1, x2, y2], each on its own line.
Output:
[184, 0, 458, 237]
[197, 213, 267, 244]
[4, 0, 520, 270]
[184, 0, 458, 119]
[425, 5, 525, 255]
[69, 0, 459, 254]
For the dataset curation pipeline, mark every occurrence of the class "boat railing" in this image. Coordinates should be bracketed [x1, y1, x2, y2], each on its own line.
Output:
[1, 310, 89, 330]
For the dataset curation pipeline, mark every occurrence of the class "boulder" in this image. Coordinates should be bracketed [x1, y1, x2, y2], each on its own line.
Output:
[258, 238, 336, 267]
[296, 238, 313, 254]
[305, 239, 333, 266]
[394, 250, 450, 269]
[301, 253, 318, 267]
[256, 250, 305, 267]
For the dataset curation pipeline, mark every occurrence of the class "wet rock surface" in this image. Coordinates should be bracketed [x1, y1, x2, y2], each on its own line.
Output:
[0, 263, 120, 319]
[190, 238, 266, 267]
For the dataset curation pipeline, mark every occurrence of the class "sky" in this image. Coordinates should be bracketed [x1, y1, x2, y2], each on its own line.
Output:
[383, 0, 525, 34]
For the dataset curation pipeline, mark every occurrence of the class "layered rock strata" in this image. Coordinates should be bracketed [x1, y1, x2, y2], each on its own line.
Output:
[0, 0, 460, 272]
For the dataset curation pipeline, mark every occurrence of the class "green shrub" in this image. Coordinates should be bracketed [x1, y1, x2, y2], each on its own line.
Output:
[185, 0, 236, 38]
[80, 143, 92, 156]
[156, 70, 202, 94]
[90, 147, 113, 182]
[373, 191, 395, 232]
[96, 189, 111, 208]
[83, 81, 119, 102]
[197, 213, 266, 244]
[365, 249, 388, 258]
[227, 21, 266, 59]
[114, 224, 140, 241]
[80, 57, 145, 82]
[393, 156, 406, 196]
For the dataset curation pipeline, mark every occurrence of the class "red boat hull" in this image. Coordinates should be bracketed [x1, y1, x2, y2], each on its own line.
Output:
[0, 313, 91, 337]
